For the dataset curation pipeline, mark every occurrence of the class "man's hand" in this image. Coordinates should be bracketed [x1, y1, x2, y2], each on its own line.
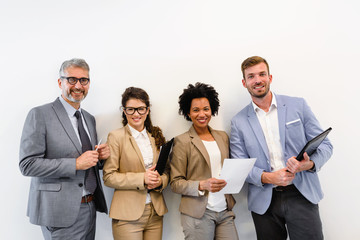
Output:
[96, 143, 110, 160]
[145, 166, 162, 189]
[286, 152, 314, 173]
[199, 178, 227, 193]
[76, 150, 99, 170]
[261, 168, 295, 186]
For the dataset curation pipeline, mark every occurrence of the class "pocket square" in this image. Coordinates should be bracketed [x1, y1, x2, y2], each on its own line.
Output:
[286, 119, 301, 125]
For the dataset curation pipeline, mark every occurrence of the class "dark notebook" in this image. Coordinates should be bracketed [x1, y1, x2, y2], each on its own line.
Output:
[296, 127, 332, 161]
[155, 138, 174, 174]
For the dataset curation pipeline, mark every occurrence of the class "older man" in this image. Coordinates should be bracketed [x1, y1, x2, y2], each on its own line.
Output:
[230, 56, 333, 240]
[19, 58, 109, 240]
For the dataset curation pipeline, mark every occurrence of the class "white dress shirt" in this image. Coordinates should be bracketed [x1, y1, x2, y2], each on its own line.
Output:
[128, 124, 153, 204]
[252, 94, 285, 172]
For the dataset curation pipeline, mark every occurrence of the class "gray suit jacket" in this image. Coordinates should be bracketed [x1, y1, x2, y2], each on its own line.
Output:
[19, 97, 107, 227]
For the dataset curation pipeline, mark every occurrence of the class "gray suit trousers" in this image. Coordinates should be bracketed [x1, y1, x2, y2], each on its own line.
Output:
[181, 209, 239, 240]
[41, 201, 96, 240]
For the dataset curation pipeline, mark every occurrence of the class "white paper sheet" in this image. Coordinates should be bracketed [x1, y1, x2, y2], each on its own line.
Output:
[218, 158, 256, 194]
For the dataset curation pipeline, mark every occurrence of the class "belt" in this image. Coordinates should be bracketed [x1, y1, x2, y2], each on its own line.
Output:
[274, 184, 297, 192]
[81, 194, 94, 203]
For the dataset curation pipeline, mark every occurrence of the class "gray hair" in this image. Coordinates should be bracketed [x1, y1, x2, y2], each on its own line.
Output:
[59, 58, 90, 77]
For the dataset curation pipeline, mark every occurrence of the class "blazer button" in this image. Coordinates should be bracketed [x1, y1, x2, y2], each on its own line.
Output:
[79, 183, 83, 187]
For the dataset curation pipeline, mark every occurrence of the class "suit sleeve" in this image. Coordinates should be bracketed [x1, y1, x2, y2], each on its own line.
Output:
[230, 117, 265, 187]
[170, 137, 202, 197]
[302, 99, 333, 171]
[19, 108, 76, 178]
[102, 131, 146, 190]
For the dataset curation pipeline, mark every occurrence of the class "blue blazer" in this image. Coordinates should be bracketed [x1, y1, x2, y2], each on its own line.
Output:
[230, 94, 333, 214]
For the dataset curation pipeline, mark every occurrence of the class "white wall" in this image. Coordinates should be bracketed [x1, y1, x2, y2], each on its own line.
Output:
[1, 0, 359, 239]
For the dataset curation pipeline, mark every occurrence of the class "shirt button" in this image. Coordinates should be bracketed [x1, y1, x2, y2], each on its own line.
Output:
[79, 183, 83, 187]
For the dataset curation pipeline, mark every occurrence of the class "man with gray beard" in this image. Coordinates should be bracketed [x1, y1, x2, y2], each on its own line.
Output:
[19, 58, 109, 240]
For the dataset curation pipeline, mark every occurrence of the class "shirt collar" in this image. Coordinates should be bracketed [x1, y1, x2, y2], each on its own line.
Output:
[59, 96, 81, 117]
[252, 92, 277, 113]
[128, 124, 147, 139]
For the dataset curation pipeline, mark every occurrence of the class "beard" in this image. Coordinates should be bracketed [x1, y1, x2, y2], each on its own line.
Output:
[63, 88, 87, 103]
[247, 84, 270, 99]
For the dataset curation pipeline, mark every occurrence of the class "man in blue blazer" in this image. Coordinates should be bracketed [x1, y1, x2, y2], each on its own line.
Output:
[230, 56, 333, 240]
[19, 58, 109, 239]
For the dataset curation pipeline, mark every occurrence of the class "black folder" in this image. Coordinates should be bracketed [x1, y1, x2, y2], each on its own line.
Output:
[296, 127, 332, 161]
[155, 138, 174, 175]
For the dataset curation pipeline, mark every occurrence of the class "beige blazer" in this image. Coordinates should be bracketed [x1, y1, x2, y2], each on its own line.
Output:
[170, 125, 236, 219]
[103, 125, 168, 221]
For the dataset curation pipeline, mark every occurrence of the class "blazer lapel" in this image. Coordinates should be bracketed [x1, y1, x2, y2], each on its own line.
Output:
[82, 110, 97, 148]
[210, 128, 227, 165]
[126, 125, 146, 170]
[247, 104, 270, 161]
[52, 98, 82, 154]
[189, 126, 211, 169]
[276, 95, 286, 154]
[81, 110, 102, 175]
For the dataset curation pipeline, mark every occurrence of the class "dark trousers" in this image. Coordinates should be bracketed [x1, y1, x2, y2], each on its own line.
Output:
[251, 185, 323, 240]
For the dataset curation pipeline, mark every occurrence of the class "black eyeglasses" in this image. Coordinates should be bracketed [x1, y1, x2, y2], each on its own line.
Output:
[61, 76, 90, 86]
[121, 106, 148, 115]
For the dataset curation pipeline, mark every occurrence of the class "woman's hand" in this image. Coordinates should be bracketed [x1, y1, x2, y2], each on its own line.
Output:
[199, 178, 227, 193]
[144, 165, 162, 189]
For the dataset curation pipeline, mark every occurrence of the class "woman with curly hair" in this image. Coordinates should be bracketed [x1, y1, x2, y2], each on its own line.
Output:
[103, 87, 168, 240]
[170, 82, 239, 240]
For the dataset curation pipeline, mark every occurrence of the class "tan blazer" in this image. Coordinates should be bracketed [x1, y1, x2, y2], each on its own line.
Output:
[170, 125, 236, 219]
[103, 125, 168, 221]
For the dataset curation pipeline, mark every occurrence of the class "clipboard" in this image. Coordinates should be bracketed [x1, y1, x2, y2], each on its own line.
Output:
[296, 127, 332, 161]
[154, 138, 174, 175]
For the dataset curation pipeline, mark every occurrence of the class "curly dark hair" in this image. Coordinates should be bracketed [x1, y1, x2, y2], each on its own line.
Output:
[178, 82, 220, 121]
[121, 87, 166, 149]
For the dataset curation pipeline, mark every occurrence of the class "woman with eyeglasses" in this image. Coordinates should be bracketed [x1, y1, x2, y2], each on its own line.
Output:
[103, 87, 168, 240]
[170, 82, 239, 240]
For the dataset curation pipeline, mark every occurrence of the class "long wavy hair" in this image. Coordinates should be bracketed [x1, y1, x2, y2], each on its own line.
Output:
[121, 87, 166, 149]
